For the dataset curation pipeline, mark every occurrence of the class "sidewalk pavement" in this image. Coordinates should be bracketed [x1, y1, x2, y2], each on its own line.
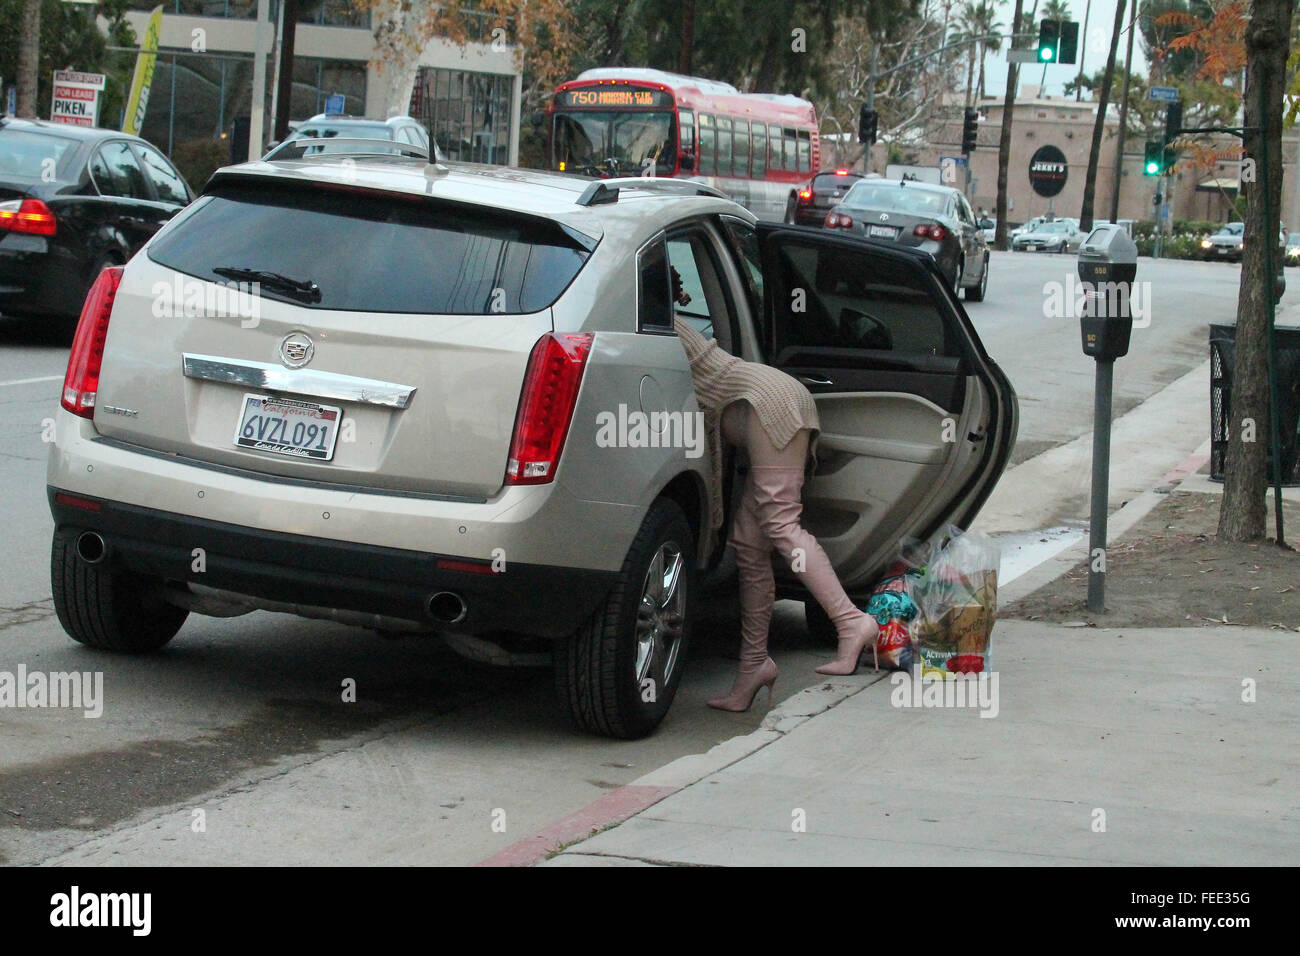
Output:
[474, 450, 1300, 866]
[529, 619, 1297, 866]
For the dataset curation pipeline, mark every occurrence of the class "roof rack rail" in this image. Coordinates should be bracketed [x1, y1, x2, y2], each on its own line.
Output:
[574, 178, 728, 206]
[265, 138, 430, 161]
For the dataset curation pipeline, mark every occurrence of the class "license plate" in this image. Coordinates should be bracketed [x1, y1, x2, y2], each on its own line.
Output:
[868, 224, 896, 239]
[234, 394, 342, 461]
[1218, 247, 1232, 255]
[1025, 244, 1037, 252]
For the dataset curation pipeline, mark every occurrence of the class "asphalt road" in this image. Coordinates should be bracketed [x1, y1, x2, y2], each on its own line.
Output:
[0, 252, 1269, 864]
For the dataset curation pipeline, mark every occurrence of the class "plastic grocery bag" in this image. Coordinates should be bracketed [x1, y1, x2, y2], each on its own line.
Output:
[863, 562, 923, 670]
[912, 525, 1000, 676]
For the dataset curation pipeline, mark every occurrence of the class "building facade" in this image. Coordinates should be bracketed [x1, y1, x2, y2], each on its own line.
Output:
[119, 1, 521, 163]
[873, 88, 1300, 230]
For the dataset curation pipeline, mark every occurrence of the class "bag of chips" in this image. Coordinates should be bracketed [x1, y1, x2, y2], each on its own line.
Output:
[864, 559, 924, 670]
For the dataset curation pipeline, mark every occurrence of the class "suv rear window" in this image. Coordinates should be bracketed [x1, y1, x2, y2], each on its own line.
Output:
[148, 181, 594, 314]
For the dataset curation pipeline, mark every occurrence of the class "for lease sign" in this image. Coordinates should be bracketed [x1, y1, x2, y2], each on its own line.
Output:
[51, 70, 105, 127]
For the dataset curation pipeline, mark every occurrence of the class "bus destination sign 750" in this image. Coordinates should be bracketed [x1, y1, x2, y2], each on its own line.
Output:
[558, 87, 673, 108]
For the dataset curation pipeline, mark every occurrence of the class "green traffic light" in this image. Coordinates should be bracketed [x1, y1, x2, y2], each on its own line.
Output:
[1145, 160, 1159, 175]
[1040, 47, 1054, 61]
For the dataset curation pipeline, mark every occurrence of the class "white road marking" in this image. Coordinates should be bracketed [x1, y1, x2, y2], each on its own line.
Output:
[0, 375, 61, 388]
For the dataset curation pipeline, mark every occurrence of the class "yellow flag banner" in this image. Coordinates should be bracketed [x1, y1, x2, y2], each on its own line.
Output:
[122, 5, 163, 136]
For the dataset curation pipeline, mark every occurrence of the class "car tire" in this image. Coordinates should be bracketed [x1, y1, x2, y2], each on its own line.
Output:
[51, 527, 188, 653]
[554, 498, 695, 739]
[965, 253, 988, 302]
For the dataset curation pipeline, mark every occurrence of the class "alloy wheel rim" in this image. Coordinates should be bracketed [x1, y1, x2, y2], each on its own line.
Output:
[635, 541, 685, 695]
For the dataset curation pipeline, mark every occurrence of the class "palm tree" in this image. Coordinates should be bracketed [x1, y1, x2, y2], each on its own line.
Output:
[971, 1, 1006, 101]
[950, 3, 982, 108]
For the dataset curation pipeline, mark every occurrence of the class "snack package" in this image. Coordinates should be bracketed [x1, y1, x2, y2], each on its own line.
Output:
[863, 559, 924, 670]
[913, 526, 1000, 677]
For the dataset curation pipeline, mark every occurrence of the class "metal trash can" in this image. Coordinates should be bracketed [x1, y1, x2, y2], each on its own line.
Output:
[1210, 323, 1300, 485]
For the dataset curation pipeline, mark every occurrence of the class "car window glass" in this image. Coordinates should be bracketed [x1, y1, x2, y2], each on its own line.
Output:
[769, 124, 783, 170]
[797, 131, 811, 173]
[135, 144, 189, 203]
[91, 142, 151, 199]
[0, 129, 76, 180]
[721, 216, 763, 331]
[638, 236, 673, 331]
[752, 124, 766, 176]
[149, 182, 593, 314]
[767, 238, 955, 358]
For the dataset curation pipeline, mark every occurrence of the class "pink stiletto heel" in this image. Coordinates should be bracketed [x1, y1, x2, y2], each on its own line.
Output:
[708, 658, 779, 712]
[815, 616, 879, 676]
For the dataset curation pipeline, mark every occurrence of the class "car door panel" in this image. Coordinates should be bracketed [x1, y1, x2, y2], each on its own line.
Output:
[754, 222, 1016, 594]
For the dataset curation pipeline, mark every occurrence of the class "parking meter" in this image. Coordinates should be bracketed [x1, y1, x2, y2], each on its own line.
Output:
[1075, 223, 1139, 615]
[1077, 224, 1139, 360]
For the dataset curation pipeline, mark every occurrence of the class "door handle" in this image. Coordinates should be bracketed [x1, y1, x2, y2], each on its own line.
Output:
[797, 374, 834, 387]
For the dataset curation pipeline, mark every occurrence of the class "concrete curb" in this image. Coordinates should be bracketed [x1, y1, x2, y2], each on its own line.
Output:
[472, 672, 889, 865]
[1000, 440, 1211, 604]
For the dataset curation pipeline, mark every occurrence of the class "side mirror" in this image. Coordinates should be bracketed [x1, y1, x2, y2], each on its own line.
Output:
[678, 152, 694, 172]
[264, 139, 281, 152]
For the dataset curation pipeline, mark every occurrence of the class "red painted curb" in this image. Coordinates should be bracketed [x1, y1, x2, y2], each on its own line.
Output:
[1162, 448, 1211, 485]
[473, 784, 679, 867]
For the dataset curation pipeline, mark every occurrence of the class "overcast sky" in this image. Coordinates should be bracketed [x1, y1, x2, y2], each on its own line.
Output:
[979, 0, 1150, 98]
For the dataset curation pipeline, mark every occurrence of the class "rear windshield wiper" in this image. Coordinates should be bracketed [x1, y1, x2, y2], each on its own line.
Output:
[213, 266, 322, 304]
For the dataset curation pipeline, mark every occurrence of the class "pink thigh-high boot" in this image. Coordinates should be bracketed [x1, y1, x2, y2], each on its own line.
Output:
[707, 466, 781, 711]
[723, 402, 878, 685]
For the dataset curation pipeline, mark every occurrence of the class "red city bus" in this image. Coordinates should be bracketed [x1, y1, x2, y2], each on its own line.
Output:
[545, 68, 820, 222]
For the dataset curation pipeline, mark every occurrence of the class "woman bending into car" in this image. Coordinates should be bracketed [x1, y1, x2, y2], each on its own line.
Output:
[671, 269, 878, 713]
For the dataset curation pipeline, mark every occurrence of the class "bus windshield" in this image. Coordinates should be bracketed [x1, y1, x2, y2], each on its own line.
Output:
[553, 111, 676, 177]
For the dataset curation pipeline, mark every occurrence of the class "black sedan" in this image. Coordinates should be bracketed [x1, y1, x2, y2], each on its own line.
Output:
[788, 169, 864, 226]
[824, 178, 989, 301]
[0, 117, 194, 326]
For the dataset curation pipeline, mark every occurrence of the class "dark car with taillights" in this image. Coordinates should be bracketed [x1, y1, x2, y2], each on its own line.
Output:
[0, 117, 194, 327]
[788, 168, 864, 226]
[823, 178, 988, 302]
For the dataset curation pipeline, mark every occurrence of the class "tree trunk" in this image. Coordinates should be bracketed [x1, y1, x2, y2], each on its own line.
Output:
[16, 0, 41, 119]
[1219, 0, 1295, 542]
[1078, 0, 1125, 233]
[274, 0, 299, 142]
[678, 0, 695, 75]
[965, 49, 975, 108]
[994, 0, 1025, 251]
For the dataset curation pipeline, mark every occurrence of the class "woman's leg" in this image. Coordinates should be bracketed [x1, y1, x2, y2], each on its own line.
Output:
[707, 462, 779, 711]
[734, 405, 878, 676]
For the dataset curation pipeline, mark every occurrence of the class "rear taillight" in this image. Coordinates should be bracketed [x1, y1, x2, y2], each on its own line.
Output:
[61, 266, 123, 419]
[0, 198, 57, 236]
[505, 332, 594, 485]
[825, 212, 853, 228]
[798, 189, 812, 201]
[914, 223, 949, 241]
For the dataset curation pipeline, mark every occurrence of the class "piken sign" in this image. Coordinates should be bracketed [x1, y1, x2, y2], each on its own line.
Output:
[51, 70, 106, 127]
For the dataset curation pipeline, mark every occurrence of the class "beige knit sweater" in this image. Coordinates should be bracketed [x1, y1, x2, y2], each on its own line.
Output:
[674, 317, 820, 529]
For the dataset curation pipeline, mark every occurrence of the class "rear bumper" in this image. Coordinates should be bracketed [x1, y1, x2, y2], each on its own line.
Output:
[49, 488, 616, 637]
[0, 234, 82, 317]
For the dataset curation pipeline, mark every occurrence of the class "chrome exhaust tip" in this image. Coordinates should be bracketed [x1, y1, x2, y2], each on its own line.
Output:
[76, 531, 108, 565]
[427, 591, 467, 625]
